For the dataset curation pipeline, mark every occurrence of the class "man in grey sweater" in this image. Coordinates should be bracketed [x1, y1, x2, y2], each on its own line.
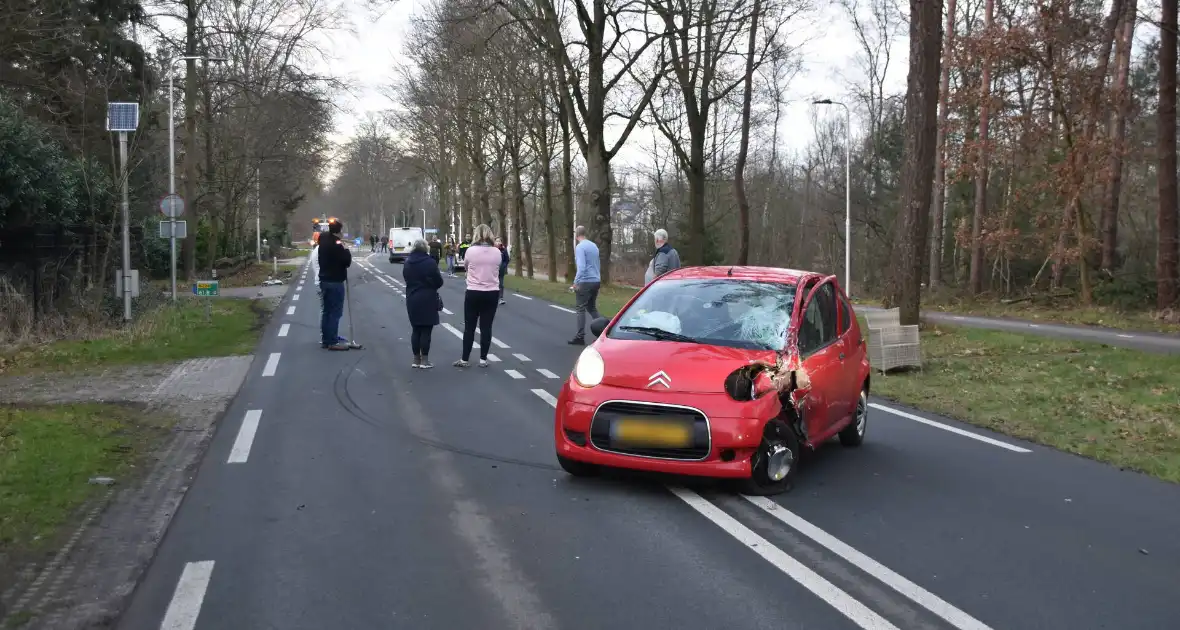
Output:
[644, 228, 682, 284]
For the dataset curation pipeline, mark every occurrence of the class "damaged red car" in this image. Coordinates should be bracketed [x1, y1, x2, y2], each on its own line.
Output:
[553, 266, 871, 495]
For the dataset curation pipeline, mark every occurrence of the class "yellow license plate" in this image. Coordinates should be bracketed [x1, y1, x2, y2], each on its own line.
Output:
[612, 417, 694, 448]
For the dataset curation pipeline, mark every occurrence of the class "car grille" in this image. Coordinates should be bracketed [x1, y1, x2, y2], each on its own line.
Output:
[590, 401, 710, 461]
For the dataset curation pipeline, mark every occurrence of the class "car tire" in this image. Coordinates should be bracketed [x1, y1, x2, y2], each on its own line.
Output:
[738, 419, 800, 496]
[557, 454, 600, 477]
[839, 389, 868, 447]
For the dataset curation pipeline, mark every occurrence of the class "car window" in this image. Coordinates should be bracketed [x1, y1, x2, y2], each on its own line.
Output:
[608, 278, 796, 350]
[818, 284, 837, 341]
[838, 295, 852, 335]
[798, 282, 837, 354]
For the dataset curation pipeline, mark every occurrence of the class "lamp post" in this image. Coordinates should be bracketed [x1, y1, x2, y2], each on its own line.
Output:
[168, 55, 225, 300]
[813, 98, 852, 297]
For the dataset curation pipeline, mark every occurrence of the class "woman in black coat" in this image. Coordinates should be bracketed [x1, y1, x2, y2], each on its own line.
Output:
[403, 239, 444, 368]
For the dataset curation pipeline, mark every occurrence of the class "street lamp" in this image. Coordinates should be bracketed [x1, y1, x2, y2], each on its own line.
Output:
[813, 98, 852, 297]
[168, 54, 226, 300]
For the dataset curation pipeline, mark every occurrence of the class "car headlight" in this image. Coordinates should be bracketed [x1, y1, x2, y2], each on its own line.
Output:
[573, 346, 605, 387]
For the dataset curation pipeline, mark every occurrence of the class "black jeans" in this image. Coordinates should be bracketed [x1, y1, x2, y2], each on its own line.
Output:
[462, 289, 500, 361]
[499, 271, 507, 300]
[411, 325, 433, 357]
[573, 282, 602, 341]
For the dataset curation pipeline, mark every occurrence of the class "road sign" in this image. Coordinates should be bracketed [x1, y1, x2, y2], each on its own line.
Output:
[425, 228, 439, 234]
[159, 194, 185, 217]
[113, 269, 140, 298]
[159, 220, 187, 238]
[106, 103, 139, 132]
[193, 280, 220, 297]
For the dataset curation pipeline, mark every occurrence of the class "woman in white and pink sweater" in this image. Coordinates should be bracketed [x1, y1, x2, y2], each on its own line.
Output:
[454, 224, 503, 368]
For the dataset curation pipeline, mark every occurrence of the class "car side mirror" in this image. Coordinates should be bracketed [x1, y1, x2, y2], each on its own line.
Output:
[589, 317, 609, 337]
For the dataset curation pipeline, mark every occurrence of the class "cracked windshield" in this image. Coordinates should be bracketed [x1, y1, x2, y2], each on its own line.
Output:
[2, 0, 1178, 629]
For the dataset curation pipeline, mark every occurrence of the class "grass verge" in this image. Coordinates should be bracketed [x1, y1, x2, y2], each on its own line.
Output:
[219, 262, 299, 288]
[870, 323, 1180, 483]
[0, 403, 169, 559]
[0, 297, 269, 375]
[506, 274, 1180, 483]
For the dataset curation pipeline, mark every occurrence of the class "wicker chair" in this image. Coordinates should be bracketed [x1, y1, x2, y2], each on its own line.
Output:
[864, 308, 922, 373]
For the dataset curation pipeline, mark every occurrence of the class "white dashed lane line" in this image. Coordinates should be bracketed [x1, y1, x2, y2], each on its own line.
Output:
[487, 354, 501, 362]
[227, 410, 262, 464]
[531, 389, 558, 407]
[869, 403, 1031, 453]
[278, 324, 290, 337]
[442, 308, 453, 315]
[292, 294, 300, 301]
[491, 337, 510, 348]
[261, 353, 281, 377]
[159, 560, 215, 630]
[514, 293, 533, 300]
[513, 353, 530, 362]
[504, 369, 524, 379]
[550, 305, 576, 314]
[286, 306, 296, 315]
[536, 369, 559, 379]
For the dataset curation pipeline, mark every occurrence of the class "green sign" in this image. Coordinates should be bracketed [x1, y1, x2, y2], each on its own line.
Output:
[193, 280, 220, 297]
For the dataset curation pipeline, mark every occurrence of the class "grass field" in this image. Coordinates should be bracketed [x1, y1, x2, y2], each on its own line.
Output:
[0, 297, 269, 375]
[505, 274, 1180, 483]
[0, 403, 169, 557]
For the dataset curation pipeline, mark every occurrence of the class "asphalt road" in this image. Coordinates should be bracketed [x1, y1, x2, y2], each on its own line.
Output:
[117, 253, 1180, 630]
[856, 305, 1180, 354]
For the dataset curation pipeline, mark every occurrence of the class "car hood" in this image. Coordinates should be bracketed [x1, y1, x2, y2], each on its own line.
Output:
[596, 339, 778, 394]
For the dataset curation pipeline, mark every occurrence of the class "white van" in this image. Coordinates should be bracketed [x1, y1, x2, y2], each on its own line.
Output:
[388, 227, 424, 263]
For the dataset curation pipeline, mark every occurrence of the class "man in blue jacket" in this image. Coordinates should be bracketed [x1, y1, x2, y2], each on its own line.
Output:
[568, 225, 602, 345]
[318, 219, 352, 350]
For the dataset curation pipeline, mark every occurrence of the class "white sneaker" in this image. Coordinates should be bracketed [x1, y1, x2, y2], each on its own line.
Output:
[478, 359, 489, 368]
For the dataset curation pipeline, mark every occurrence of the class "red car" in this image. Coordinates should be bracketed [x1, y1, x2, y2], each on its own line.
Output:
[553, 266, 871, 495]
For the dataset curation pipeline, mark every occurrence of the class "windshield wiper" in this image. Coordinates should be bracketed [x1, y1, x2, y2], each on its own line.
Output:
[618, 326, 700, 344]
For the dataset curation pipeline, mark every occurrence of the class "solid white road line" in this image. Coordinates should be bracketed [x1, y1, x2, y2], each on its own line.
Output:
[292, 293, 300, 301]
[531, 389, 558, 407]
[286, 306, 296, 315]
[504, 369, 525, 379]
[744, 496, 994, 630]
[537, 369, 559, 379]
[513, 353, 531, 362]
[869, 403, 1031, 453]
[262, 353, 281, 377]
[491, 336, 510, 348]
[227, 410, 262, 464]
[443, 308, 453, 315]
[278, 324, 290, 337]
[1117, 333, 1134, 338]
[514, 293, 533, 300]
[549, 304, 576, 314]
[159, 560, 215, 630]
[671, 488, 898, 630]
[487, 354, 501, 362]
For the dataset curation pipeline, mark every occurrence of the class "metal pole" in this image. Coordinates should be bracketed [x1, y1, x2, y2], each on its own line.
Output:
[843, 103, 851, 297]
[256, 167, 261, 261]
[120, 131, 132, 321]
[422, 208, 426, 231]
[168, 73, 177, 302]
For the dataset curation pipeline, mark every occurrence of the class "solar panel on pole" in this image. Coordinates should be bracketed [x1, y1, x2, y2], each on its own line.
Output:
[106, 103, 139, 132]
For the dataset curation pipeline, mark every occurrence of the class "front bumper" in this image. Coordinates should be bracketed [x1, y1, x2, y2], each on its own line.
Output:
[553, 381, 779, 479]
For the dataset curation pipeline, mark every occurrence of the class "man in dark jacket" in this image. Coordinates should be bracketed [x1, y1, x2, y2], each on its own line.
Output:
[495, 237, 509, 304]
[318, 219, 352, 350]
[403, 239, 444, 368]
[428, 236, 442, 264]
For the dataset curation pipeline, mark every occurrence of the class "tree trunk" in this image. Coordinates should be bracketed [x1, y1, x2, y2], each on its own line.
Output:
[203, 72, 218, 265]
[929, 0, 957, 289]
[586, 137, 612, 283]
[1101, 0, 1137, 271]
[968, 0, 993, 295]
[1159, 0, 1179, 309]
[733, 0, 761, 267]
[560, 101, 575, 282]
[885, 0, 943, 326]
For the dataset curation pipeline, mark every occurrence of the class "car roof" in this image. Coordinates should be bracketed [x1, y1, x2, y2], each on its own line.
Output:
[659, 265, 824, 285]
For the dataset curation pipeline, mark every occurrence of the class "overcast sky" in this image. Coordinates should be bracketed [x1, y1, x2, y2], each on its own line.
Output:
[317, 0, 909, 173]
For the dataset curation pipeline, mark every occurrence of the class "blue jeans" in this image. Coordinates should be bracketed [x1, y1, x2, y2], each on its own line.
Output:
[446, 255, 455, 274]
[320, 281, 345, 345]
